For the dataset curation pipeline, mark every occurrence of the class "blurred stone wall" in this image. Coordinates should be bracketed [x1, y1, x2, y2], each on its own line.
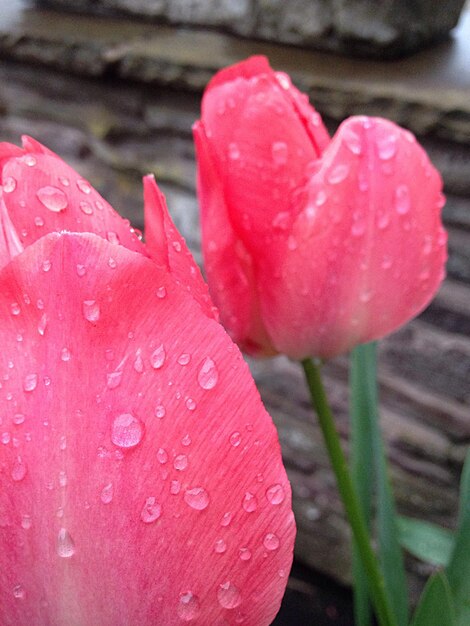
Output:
[38, 0, 466, 58]
[0, 0, 469, 599]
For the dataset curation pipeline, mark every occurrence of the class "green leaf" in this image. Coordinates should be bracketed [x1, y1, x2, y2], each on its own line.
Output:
[411, 572, 456, 626]
[397, 516, 455, 566]
[350, 343, 409, 626]
[350, 344, 375, 626]
[446, 449, 470, 624]
[375, 433, 409, 626]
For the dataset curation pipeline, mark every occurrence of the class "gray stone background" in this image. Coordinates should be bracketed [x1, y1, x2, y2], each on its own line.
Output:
[0, 0, 469, 621]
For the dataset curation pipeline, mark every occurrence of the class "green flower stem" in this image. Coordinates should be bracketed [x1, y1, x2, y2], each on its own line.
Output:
[301, 358, 397, 626]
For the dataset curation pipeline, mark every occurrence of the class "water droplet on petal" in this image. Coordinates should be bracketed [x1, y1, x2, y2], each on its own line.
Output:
[327, 163, 349, 185]
[107, 231, 120, 245]
[100, 483, 113, 504]
[156, 286, 167, 299]
[60, 347, 71, 362]
[107, 371, 122, 389]
[170, 479, 181, 495]
[3, 177, 16, 193]
[23, 374, 38, 392]
[343, 128, 362, 155]
[395, 185, 411, 215]
[174, 454, 188, 471]
[13, 413, 25, 425]
[57, 528, 75, 558]
[185, 398, 196, 411]
[228, 143, 240, 160]
[157, 448, 168, 464]
[263, 533, 280, 551]
[42, 260, 52, 272]
[311, 111, 321, 126]
[82, 300, 100, 322]
[221, 512, 232, 527]
[184, 487, 209, 511]
[271, 141, 288, 166]
[315, 190, 327, 206]
[178, 592, 200, 621]
[76, 179, 91, 194]
[217, 582, 241, 609]
[351, 221, 366, 237]
[10, 302, 20, 316]
[13, 584, 25, 599]
[229, 432, 241, 447]
[266, 484, 285, 505]
[79, 201, 93, 215]
[181, 434, 191, 447]
[133, 353, 144, 373]
[155, 404, 166, 419]
[376, 134, 397, 160]
[141, 497, 162, 523]
[198, 358, 218, 390]
[150, 344, 166, 369]
[59, 471, 67, 487]
[111, 413, 144, 448]
[24, 155, 36, 167]
[271, 211, 290, 230]
[214, 539, 227, 554]
[37, 312, 48, 337]
[242, 492, 257, 513]
[21, 514, 32, 530]
[377, 212, 390, 230]
[239, 547, 251, 561]
[11, 456, 27, 481]
[76, 264, 86, 277]
[36, 186, 68, 212]
[177, 353, 191, 366]
[276, 72, 291, 90]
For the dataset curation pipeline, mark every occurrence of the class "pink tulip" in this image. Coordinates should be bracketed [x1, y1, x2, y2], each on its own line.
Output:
[0, 137, 295, 625]
[194, 56, 447, 359]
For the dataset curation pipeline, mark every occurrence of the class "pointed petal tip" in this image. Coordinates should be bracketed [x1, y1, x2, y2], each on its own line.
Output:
[21, 135, 54, 156]
[206, 55, 271, 92]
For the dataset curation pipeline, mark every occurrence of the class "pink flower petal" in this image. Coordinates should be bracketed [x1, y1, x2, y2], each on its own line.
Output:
[0, 137, 148, 258]
[0, 232, 294, 625]
[257, 117, 447, 358]
[143, 175, 218, 320]
[194, 123, 276, 356]
[201, 57, 328, 248]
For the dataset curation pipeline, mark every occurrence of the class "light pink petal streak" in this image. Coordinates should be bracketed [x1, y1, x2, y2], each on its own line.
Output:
[0, 232, 294, 626]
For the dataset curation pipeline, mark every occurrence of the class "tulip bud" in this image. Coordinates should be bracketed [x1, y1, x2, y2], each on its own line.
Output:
[194, 56, 447, 359]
